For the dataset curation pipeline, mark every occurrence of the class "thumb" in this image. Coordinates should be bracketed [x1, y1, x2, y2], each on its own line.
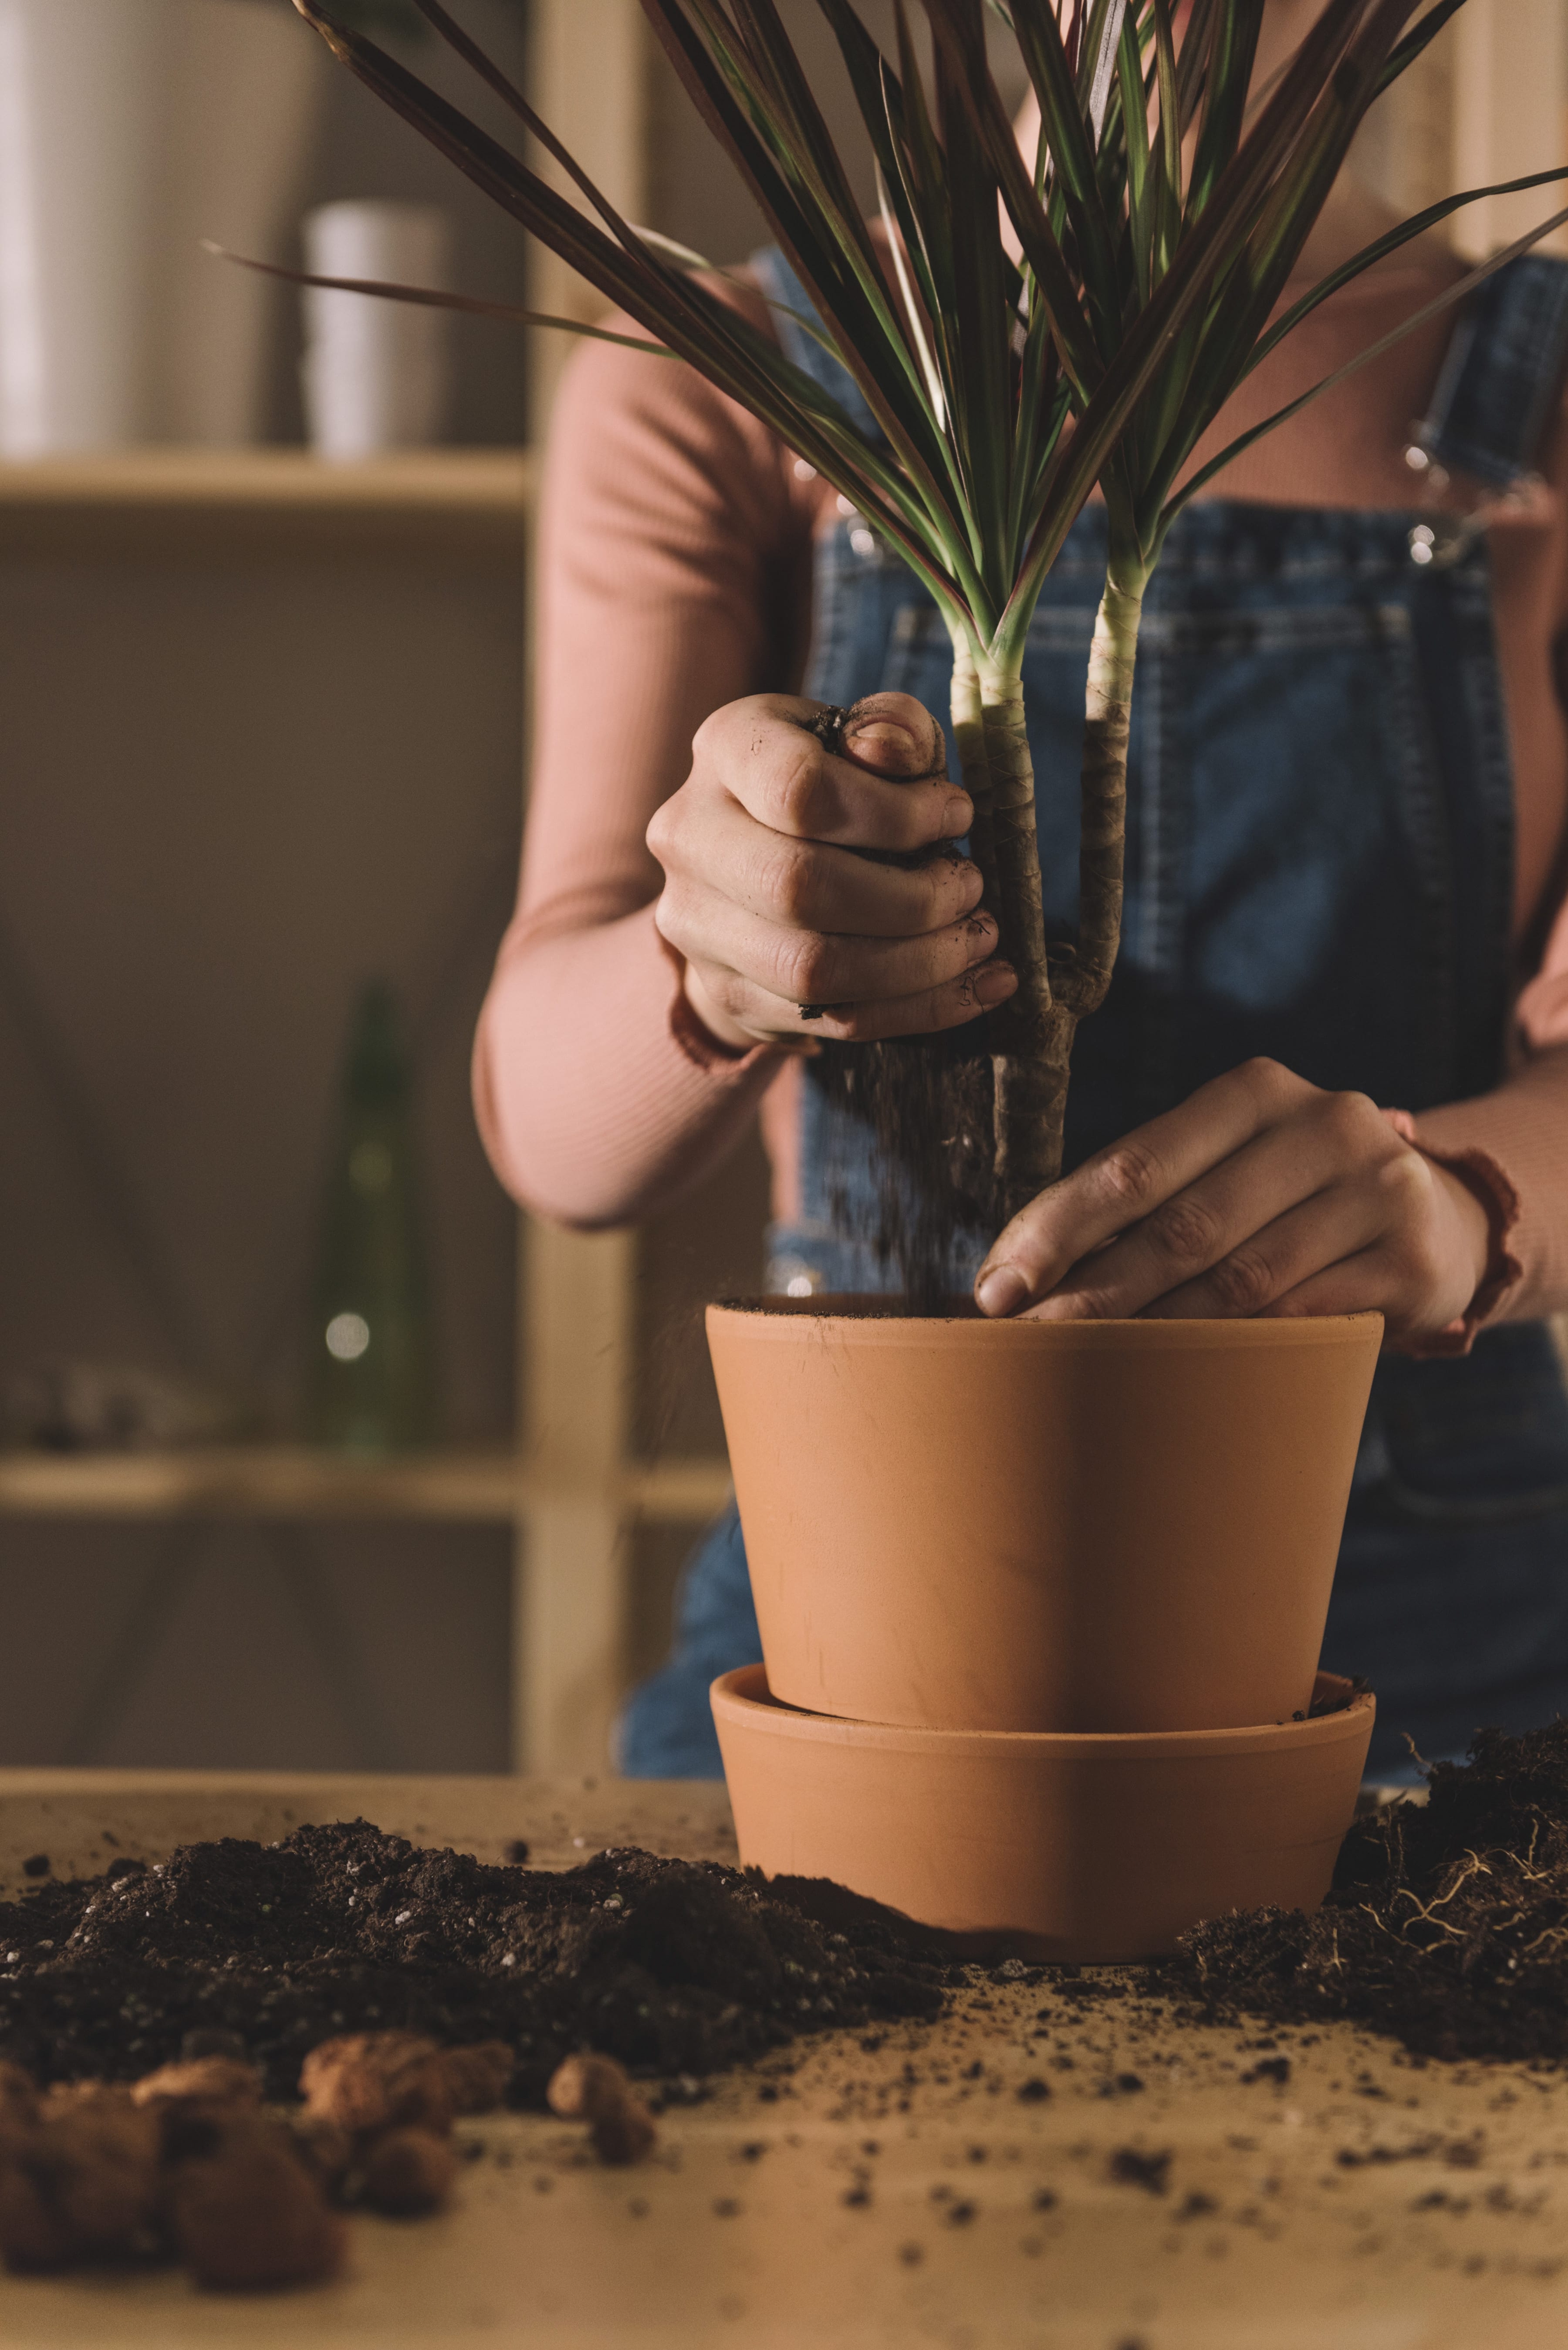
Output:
[837, 691, 947, 782]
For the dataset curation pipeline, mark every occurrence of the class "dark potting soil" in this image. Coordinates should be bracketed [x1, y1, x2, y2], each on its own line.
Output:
[1163, 1718, 1568, 2063]
[815, 1030, 1002, 1311]
[0, 1826, 949, 2103]
[6, 1718, 1566, 2100]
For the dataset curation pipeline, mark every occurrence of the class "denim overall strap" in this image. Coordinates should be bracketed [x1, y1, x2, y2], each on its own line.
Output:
[747, 245, 888, 448]
[619, 252, 1568, 1781]
[1414, 256, 1568, 488]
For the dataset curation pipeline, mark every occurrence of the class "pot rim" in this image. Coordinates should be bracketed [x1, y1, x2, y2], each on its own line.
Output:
[710, 1665, 1375, 1757]
[706, 1300, 1383, 1350]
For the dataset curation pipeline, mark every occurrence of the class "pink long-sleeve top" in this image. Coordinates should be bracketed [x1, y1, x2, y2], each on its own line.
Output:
[474, 251, 1568, 1326]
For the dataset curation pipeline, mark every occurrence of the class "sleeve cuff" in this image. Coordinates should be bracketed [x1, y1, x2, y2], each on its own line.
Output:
[655, 927, 776, 1075]
[1383, 1109, 1525, 1356]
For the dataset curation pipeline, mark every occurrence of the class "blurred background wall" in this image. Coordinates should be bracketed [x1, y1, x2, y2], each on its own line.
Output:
[0, 0, 710, 1775]
[0, 0, 1560, 1774]
[0, 0, 837, 1775]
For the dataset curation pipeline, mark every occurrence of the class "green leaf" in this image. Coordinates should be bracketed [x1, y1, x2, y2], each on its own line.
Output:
[1161, 193, 1568, 528]
[1247, 160, 1568, 382]
[1172, 0, 1222, 132]
[1134, 0, 1439, 522]
[638, 2, 978, 553]
[1375, 0, 1468, 96]
[918, 1, 1105, 397]
[1077, 0, 1127, 136]
[1114, 9, 1152, 306]
[293, 0, 982, 621]
[203, 241, 679, 352]
[934, 1, 1015, 589]
[991, 0, 1123, 348]
[1183, 0, 1261, 225]
[323, 0, 438, 37]
[1147, 0, 1182, 283]
[303, 0, 1521, 687]
[408, 0, 648, 253]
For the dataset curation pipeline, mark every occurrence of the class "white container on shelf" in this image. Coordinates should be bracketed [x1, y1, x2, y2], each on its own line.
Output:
[301, 202, 452, 461]
[0, 0, 325, 454]
[0, 0, 169, 453]
[157, 0, 329, 445]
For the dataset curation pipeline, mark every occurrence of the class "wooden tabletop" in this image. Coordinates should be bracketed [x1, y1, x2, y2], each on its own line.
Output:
[0, 1770, 1562, 2350]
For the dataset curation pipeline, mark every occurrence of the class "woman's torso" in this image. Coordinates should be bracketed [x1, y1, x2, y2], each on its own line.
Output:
[739, 248, 1568, 1786]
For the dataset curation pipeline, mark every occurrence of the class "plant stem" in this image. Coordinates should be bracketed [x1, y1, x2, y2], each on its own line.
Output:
[947, 641, 998, 914]
[950, 548, 1147, 1222]
[947, 648, 1062, 1219]
[1055, 555, 1147, 1023]
[1021, 556, 1146, 1194]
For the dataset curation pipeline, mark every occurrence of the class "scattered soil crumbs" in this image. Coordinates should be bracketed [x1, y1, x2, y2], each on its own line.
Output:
[1165, 1719, 1568, 2062]
[0, 1824, 949, 2103]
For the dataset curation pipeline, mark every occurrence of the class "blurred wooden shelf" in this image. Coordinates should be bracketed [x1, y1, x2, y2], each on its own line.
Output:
[0, 1443, 731, 1525]
[0, 448, 535, 560]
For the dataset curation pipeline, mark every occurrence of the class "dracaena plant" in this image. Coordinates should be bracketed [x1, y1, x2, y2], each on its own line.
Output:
[288, 0, 1566, 1221]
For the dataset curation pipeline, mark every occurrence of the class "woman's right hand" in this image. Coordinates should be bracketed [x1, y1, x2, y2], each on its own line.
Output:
[646, 690, 1018, 1051]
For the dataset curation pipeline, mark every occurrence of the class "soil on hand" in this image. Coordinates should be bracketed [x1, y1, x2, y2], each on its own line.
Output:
[1165, 1719, 1568, 2061]
[0, 1828, 949, 2102]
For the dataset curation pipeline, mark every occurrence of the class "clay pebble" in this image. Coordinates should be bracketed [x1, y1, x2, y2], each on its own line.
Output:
[167, 2116, 346, 2291]
[300, 2031, 454, 2138]
[359, 2125, 460, 2216]
[440, 2040, 515, 2116]
[0, 2033, 473, 2290]
[0, 2098, 163, 2270]
[288, 2111, 356, 2194]
[131, 2054, 262, 2117]
[548, 2054, 658, 2165]
[130, 2054, 264, 2158]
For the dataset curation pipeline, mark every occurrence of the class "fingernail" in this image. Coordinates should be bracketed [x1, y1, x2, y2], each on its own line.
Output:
[841, 717, 920, 774]
[976, 1265, 1029, 1318]
[941, 791, 973, 837]
[973, 960, 1016, 1006]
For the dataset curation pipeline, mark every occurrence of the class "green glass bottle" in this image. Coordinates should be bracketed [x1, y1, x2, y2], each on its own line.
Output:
[305, 981, 436, 1453]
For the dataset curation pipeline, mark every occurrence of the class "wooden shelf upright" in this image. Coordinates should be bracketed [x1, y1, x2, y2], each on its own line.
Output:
[0, 435, 730, 1777]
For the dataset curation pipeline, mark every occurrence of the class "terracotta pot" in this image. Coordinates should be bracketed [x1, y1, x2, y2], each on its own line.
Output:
[706, 1302, 1381, 1734]
[712, 1664, 1375, 1961]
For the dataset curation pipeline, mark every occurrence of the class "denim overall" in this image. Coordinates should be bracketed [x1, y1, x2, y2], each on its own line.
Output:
[621, 251, 1568, 1784]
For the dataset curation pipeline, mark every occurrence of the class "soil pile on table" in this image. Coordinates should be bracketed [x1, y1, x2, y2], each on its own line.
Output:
[1166, 1719, 1568, 2061]
[0, 1826, 947, 2102]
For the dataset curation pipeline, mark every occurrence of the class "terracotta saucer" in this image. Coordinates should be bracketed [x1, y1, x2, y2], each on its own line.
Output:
[711, 1664, 1375, 1962]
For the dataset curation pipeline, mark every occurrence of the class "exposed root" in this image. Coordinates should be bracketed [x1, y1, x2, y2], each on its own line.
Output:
[1162, 1719, 1568, 2062]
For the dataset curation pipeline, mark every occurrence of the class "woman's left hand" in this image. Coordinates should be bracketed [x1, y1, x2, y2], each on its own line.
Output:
[973, 1058, 1493, 1351]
